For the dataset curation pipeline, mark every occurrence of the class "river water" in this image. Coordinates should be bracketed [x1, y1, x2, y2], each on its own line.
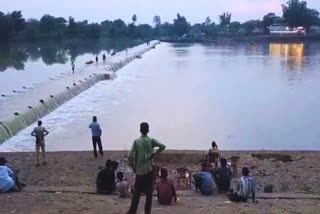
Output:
[1, 42, 320, 151]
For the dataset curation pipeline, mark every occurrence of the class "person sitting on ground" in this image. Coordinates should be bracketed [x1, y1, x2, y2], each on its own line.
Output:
[96, 160, 117, 194]
[157, 168, 177, 205]
[193, 170, 213, 196]
[212, 158, 232, 193]
[229, 167, 256, 203]
[0, 157, 22, 193]
[116, 171, 130, 198]
[207, 141, 219, 169]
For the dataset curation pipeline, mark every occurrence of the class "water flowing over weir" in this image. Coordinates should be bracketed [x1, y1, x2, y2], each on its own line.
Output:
[0, 41, 160, 144]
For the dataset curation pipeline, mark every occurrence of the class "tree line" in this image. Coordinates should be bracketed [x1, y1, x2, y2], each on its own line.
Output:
[0, 0, 319, 42]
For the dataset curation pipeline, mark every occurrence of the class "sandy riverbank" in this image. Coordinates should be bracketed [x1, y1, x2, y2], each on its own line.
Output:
[0, 150, 320, 213]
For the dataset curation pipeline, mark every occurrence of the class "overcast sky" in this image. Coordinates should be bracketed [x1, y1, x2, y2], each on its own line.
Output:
[1, 0, 320, 24]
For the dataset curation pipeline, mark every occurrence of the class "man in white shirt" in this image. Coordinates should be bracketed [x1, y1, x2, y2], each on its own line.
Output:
[31, 120, 49, 166]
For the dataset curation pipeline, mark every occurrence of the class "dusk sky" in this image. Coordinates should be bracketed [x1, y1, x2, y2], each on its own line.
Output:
[2, 0, 320, 24]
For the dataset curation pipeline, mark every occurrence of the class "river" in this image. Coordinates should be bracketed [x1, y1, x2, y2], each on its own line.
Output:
[1, 42, 320, 151]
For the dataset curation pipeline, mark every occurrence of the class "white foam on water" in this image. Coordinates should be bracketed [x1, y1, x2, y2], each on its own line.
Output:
[0, 57, 145, 152]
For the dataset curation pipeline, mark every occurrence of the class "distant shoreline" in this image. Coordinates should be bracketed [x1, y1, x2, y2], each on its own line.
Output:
[160, 34, 320, 43]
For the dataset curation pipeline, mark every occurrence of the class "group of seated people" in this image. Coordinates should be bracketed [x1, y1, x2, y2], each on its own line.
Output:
[193, 157, 256, 203]
[96, 159, 178, 205]
[96, 159, 130, 198]
[96, 150, 255, 205]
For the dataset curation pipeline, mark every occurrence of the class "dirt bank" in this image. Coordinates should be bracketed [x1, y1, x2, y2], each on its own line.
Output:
[0, 150, 320, 213]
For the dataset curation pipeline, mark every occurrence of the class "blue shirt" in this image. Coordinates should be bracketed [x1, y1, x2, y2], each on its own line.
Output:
[193, 172, 213, 195]
[89, 122, 101, 137]
[0, 166, 14, 193]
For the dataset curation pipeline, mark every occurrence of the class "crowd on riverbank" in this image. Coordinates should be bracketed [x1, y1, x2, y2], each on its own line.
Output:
[1, 150, 320, 213]
[1, 119, 320, 213]
[0, 122, 257, 213]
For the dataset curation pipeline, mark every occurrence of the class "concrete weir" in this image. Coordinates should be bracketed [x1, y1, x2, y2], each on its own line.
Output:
[0, 41, 160, 144]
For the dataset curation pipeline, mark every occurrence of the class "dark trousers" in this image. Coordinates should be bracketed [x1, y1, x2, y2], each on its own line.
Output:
[229, 193, 247, 202]
[6, 174, 22, 192]
[92, 136, 103, 157]
[214, 178, 230, 192]
[194, 176, 202, 191]
[128, 172, 153, 214]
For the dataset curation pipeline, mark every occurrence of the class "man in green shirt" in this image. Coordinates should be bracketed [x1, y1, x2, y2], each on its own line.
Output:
[127, 122, 166, 214]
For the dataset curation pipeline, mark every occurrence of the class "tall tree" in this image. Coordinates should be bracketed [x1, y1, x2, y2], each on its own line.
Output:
[173, 13, 190, 36]
[0, 12, 11, 41]
[112, 19, 128, 37]
[137, 24, 153, 38]
[282, 0, 319, 29]
[204, 16, 211, 26]
[219, 12, 232, 28]
[242, 20, 262, 34]
[9, 11, 26, 34]
[262, 13, 277, 33]
[66, 16, 78, 38]
[153, 15, 161, 27]
[229, 21, 241, 33]
[39, 15, 56, 34]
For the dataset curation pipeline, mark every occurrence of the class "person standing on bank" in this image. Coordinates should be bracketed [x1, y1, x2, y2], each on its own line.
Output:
[127, 122, 166, 214]
[89, 116, 104, 157]
[71, 60, 75, 74]
[31, 120, 49, 167]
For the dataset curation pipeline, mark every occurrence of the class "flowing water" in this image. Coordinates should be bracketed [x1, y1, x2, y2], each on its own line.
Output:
[1, 42, 320, 151]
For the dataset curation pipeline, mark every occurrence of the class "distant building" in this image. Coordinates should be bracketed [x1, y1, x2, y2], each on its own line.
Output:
[269, 25, 290, 32]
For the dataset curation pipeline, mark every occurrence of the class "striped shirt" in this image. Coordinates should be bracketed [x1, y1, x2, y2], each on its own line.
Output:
[238, 175, 255, 199]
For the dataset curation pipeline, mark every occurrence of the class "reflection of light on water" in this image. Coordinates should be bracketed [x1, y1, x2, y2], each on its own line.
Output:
[269, 43, 304, 71]
[269, 43, 304, 58]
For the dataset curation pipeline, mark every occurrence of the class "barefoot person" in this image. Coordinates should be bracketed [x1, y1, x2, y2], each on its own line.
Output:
[89, 116, 103, 158]
[127, 122, 166, 214]
[31, 120, 49, 166]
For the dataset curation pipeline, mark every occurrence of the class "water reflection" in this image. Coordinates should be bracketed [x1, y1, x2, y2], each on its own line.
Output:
[269, 43, 304, 71]
[0, 40, 140, 72]
[0, 47, 28, 71]
[170, 43, 193, 57]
